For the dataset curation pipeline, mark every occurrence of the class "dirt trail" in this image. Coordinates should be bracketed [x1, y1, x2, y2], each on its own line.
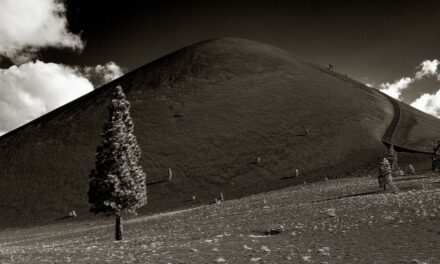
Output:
[381, 94, 400, 145]
[315, 64, 432, 155]
[381, 93, 432, 154]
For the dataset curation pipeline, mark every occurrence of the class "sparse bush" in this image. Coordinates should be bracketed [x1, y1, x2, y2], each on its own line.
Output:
[407, 164, 416, 175]
[88, 85, 147, 241]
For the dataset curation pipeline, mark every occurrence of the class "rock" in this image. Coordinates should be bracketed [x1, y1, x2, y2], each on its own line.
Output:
[327, 208, 336, 217]
[261, 245, 270, 252]
[215, 257, 226, 263]
[264, 224, 285, 235]
[68, 210, 77, 218]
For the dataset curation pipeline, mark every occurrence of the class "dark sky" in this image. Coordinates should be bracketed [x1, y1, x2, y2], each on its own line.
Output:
[34, 0, 440, 100]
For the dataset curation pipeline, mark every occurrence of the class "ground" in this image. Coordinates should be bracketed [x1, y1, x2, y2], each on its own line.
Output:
[1, 172, 439, 263]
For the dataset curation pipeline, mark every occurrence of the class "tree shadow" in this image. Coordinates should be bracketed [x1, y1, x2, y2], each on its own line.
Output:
[394, 175, 429, 182]
[146, 179, 167, 186]
[280, 176, 297, 180]
[313, 190, 382, 203]
[55, 215, 71, 221]
[53, 215, 77, 222]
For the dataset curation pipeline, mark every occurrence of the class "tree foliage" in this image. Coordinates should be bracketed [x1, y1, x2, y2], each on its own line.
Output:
[88, 85, 147, 216]
[386, 145, 401, 176]
[378, 158, 398, 192]
[378, 158, 391, 190]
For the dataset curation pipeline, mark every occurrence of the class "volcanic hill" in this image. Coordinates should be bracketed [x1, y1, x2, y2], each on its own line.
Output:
[0, 38, 439, 228]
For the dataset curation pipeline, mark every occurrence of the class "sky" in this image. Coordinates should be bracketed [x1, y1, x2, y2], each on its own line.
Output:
[0, 0, 440, 134]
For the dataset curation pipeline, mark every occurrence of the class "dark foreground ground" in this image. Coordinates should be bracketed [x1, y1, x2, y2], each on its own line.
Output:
[1, 173, 439, 264]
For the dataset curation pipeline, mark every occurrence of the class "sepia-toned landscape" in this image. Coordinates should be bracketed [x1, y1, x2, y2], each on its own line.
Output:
[1, 1, 439, 263]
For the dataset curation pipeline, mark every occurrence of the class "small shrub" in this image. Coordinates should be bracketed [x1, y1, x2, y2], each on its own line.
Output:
[407, 164, 416, 175]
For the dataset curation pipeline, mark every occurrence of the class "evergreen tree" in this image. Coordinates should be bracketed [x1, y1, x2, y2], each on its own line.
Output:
[378, 158, 391, 190]
[378, 158, 398, 192]
[386, 145, 401, 176]
[88, 85, 147, 241]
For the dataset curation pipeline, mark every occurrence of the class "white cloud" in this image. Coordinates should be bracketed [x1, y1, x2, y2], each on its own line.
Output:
[411, 91, 440, 117]
[0, 60, 124, 135]
[0, 0, 126, 136]
[415, 59, 440, 80]
[376, 59, 440, 118]
[81, 62, 125, 87]
[0, 0, 84, 62]
[379, 77, 414, 99]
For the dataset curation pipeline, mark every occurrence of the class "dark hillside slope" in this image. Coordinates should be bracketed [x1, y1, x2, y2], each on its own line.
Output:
[0, 38, 436, 228]
[393, 100, 440, 152]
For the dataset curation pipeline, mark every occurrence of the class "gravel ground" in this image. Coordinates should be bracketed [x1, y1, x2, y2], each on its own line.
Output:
[1, 173, 439, 263]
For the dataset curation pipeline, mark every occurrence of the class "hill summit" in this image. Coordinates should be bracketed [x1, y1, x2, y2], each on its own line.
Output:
[0, 38, 439, 228]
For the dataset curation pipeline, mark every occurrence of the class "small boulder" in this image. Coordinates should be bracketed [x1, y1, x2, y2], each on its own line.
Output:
[68, 210, 77, 218]
[264, 224, 285, 236]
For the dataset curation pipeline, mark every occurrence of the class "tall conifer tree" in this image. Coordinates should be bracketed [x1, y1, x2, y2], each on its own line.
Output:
[88, 85, 147, 240]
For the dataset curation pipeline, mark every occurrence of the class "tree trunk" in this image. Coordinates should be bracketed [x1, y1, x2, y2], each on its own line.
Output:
[115, 215, 123, 241]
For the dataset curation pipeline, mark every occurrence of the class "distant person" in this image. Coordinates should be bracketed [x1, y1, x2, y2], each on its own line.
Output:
[327, 64, 334, 70]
